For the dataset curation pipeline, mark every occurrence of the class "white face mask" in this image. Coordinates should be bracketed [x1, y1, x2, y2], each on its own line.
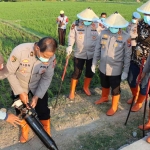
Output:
[37, 51, 49, 63]
[132, 19, 137, 24]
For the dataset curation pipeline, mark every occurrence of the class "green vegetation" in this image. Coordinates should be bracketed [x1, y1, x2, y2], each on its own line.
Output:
[67, 118, 144, 150]
[0, 2, 147, 150]
[0, 1, 142, 107]
[0, 2, 141, 41]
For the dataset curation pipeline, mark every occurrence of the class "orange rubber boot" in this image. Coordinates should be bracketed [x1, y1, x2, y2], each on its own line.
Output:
[40, 119, 51, 136]
[127, 85, 140, 104]
[106, 95, 120, 116]
[139, 110, 150, 130]
[131, 94, 146, 112]
[68, 79, 78, 100]
[83, 77, 92, 96]
[95, 88, 110, 105]
[19, 120, 29, 143]
[147, 136, 150, 143]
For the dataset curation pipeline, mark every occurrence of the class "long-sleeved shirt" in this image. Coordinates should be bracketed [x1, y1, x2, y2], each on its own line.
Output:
[6, 43, 55, 99]
[92, 29, 132, 76]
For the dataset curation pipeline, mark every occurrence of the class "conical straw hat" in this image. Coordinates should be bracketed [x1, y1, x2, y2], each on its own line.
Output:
[77, 7, 99, 22]
[137, 0, 150, 14]
[103, 12, 129, 28]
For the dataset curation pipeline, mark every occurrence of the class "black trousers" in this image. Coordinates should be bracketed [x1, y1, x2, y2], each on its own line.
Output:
[58, 28, 66, 46]
[11, 91, 50, 120]
[72, 57, 93, 79]
[100, 71, 121, 95]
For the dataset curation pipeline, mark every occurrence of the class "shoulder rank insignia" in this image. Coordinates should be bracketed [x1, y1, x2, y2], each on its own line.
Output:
[30, 51, 34, 56]
[11, 55, 17, 62]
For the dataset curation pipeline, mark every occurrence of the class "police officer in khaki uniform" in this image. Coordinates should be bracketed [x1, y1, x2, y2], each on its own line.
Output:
[66, 7, 100, 100]
[91, 12, 132, 116]
[0, 54, 21, 126]
[6, 37, 57, 143]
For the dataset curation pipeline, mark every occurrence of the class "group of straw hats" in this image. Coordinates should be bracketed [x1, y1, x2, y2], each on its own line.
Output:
[76, 0, 150, 28]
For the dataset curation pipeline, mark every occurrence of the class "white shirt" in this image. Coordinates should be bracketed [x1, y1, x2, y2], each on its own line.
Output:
[56, 16, 69, 29]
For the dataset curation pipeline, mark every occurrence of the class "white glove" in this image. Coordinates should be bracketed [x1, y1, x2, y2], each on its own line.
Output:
[121, 72, 128, 81]
[66, 46, 72, 56]
[12, 99, 23, 108]
[91, 65, 96, 73]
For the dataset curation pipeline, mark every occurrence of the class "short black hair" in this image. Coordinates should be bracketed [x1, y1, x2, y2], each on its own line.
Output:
[101, 12, 107, 17]
[37, 37, 58, 52]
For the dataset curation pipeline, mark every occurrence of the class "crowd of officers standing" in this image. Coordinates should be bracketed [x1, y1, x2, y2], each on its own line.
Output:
[1, 0, 150, 147]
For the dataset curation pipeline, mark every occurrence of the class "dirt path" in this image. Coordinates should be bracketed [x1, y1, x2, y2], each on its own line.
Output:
[0, 82, 146, 150]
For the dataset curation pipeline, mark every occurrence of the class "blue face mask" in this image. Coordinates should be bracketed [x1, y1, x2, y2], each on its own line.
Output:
[84, 21, 92, 26]
[37, 51, 49, 63]
[109, 27, 119, 34]
[101, 18, 106, 22]
[101, 18, 105, 22]
[132, 19, 137, 24]
[144, 15, 150, 25]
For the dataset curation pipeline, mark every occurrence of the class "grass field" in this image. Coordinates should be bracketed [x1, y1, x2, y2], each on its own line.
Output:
[0, 1, 143, 106]
[0, 2, 141, 40]
[0, 1, 147, 150]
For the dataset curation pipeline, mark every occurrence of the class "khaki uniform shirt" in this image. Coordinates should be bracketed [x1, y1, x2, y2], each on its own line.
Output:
[126, 22, 138, 46]
[68, 21, 101, 59]
[6, 43, 55, 99]
[92, 29, 132, 76]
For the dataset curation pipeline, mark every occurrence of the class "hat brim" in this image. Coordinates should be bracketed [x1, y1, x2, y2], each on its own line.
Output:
[137, 8, 150, 15]
[0, 65, 9, 80]
[77, 14, 98, 22]
[103, 21, 129, 28]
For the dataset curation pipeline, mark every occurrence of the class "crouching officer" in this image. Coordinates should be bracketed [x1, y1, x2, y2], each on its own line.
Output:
[6, 37, 58, 143]
[66, 7, 100, 100]
[0, 54, 21, 126]
[91, 12, 132, 116]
